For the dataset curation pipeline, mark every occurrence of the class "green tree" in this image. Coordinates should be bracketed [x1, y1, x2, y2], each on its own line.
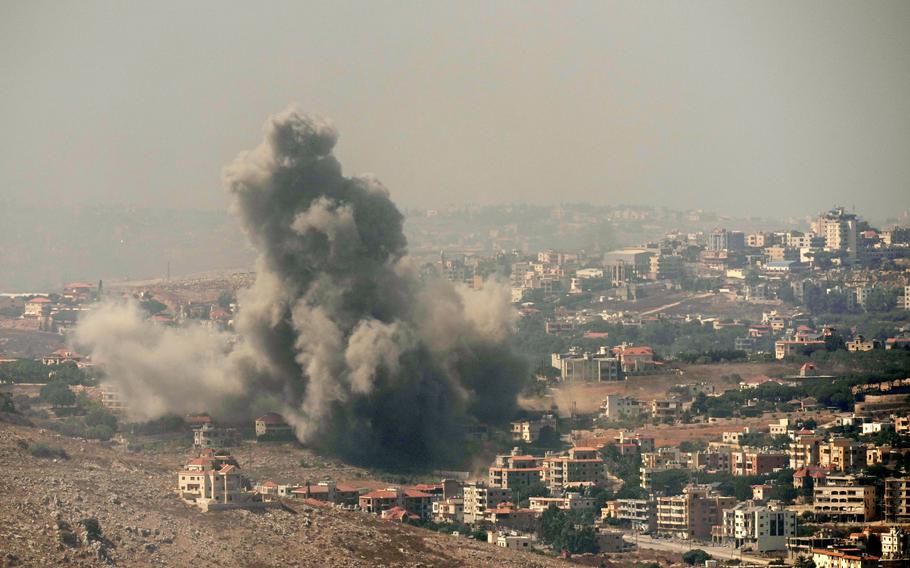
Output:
[40, 382, 76, 407]
[682, 549, 712, 565]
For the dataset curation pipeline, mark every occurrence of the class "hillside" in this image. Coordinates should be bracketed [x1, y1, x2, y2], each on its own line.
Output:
[0, 421, 573, 568]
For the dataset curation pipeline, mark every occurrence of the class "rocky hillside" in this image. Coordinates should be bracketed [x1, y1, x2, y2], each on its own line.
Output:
[0, 421, 572, 568]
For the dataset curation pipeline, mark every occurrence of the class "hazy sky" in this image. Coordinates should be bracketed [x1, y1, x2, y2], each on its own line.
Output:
[2, 1, 909, 220]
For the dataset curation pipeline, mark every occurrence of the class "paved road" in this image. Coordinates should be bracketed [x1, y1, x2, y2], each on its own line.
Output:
[637, 292, 715, 316]
[622, 533, 774, 565]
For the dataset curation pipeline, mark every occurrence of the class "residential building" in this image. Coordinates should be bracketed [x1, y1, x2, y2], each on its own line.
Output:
[193, 423, 238, 449]
[510, 414, 558, 443]
[790, 436, 824, 469]
[731, 451, 788, 477]
[883, 477, 910, 522]
[254, 412, 293, 439]
[463, 482, 512, 524]
[489, 451, 544, 492]
[23, 297, 52, 318]
[813, 475, 877, 522]
[602, 498, 656, 533]
[813, 206, 859, 261]
[720, 502, 796, 553]
[488, 531, 534, 551]
[775, 339, 826, 360]
[819, 439, 865, 472]
[289, 481, 361, 506]
[811, 548, 879, 568]
[881, 526, 909, 561]
[650, 399, 682, 422]
[551, 349, 622, 382]
[600, 395, 643, 420]
[177, 449, 255, 511]
[528, 492, 598, 514]
[359, 487, 434, 520]
[611, 344, 656, 373]
[543, 447, 606, 493]
[656, 485, 736, 540]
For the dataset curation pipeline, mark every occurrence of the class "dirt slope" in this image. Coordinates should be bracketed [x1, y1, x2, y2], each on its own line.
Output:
[0, 422, 571, 568]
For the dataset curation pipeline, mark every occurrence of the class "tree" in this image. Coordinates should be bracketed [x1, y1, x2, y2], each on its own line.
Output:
[82, 517, 103, 542]
[40, 382, 76, 407]
[682, 549, 712, 565]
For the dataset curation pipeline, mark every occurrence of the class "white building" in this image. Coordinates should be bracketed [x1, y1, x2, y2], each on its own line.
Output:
[721, 502, 795, 553]
[488, 531, 534, 550]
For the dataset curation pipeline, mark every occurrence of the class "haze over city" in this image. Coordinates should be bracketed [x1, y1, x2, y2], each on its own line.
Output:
[3, 1, 909, 220]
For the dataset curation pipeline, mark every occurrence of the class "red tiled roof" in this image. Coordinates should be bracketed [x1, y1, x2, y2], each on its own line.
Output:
[28, 297, 51, 303]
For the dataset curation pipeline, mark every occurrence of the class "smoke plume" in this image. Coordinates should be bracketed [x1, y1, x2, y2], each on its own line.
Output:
[75, 106, 526, 467]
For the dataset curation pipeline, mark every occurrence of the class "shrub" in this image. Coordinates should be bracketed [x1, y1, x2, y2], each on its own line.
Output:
[682, 549, 712, 565]
[28, 442, 68, 459]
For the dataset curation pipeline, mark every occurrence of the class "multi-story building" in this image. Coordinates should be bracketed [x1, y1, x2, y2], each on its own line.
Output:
[883, 477, 910, 522]
[528, 492, 598, 514]
[193, 423, 238, 449]
[600, 395, 643, 420]
[543, 447, 606, 493]
[489, 452, 544, 492]
[359, 487, 434, 520]
[881, 526, 909, 561]
[720, 502, 796, 553]
[811, 548, 879, 568]
[819, 439, 865, 472]
[813, 207, 859, 261]
[551, 349, 622, 382]
[602, 498, 656, 533]
[510, 414, 558, 443]
[656, 485, 736, 540]
[731, 451, 788, 477]
[463, 482, 512, 524]
[813, 475, 877, 522]
[790, 435, 824, 470]
[650, 399, 682, 422]
[177, 449, 253, 511]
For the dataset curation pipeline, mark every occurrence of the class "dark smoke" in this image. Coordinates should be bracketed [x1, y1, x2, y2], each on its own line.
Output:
[76, 107, 526, 467]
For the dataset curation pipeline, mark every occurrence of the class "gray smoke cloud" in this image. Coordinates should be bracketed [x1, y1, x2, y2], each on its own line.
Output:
[75, 106, 526, 466]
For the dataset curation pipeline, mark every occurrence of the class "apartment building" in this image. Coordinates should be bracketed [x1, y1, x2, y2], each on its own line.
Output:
[813, 475, 877, 522]
[489, 452, 544, 492]
[811, 549, 879, 568]
[790, 435, 824, 469]
[656, 485, 736, 540]
[819, 439, 865, 472]
[719, 502, 796, 553]
[463, 482, 512, 524]
[600, 394, 643, 420]
[731, 451, 788, 477]
[510, 414, 558, 443]
[551, 349, 622, 382]
[543, 447, 606, 492]
[602, 498, 656, 533]
[883, 477, 910, 522]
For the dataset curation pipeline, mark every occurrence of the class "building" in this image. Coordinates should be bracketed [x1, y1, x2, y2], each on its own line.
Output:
[611, 344, 656, 373]
[790, 435, 824, 469]
[488, 531, 534, 551]
[600, 395, 643, 420]
[602, 498, 656, 533]
[732, 451, 788, 477]
[883, 477, 910, 522]
[811, 548, 879, 568]
[881, 526, 909, 561]
[603, 249, 654, 282]
[289, 481, 361, 506]
[23, 297, 52, 318]
[708, 229, 745, 252]
[528, 492, 598, 514]
[359, 487, 434, 520]
[819, 439, 865, 472]
[650, 399, 682, 422]
[543, 447, 606, 493]
[489, 452, 544, 492]
[720, 502, 796, 553]
[463, 482, 512, 524]
[193, 423, 238, 449]
[254, 412, 293, 439]
[177, 449, 258, 511]
[510, 414, 558, 443]
[813, 207, 859, 261]
[656, 485, 736, 540]
[775, 339, 826, 360]
[551, 350, 622, 382]
[813, 475, 877, 522]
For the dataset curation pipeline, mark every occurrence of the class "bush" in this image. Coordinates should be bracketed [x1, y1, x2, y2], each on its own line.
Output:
[40, 381, 76, 407]
[28, 442, 68, 459]
[682, 549, 712, 565]
[82, 518, 103, 542]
